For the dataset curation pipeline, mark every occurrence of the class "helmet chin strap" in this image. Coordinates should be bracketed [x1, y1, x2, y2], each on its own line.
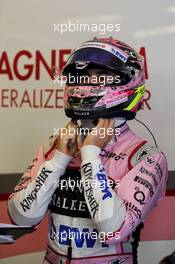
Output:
[114, 117, 126, 127]
[80, 117, 126, 129]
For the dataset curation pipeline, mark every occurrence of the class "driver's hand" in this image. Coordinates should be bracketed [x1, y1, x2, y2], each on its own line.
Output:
[82, 118, 114, 149]
[56, 120, 78, 156]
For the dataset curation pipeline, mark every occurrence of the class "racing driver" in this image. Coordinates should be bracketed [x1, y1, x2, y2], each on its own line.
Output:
[8, 37, 168, 264]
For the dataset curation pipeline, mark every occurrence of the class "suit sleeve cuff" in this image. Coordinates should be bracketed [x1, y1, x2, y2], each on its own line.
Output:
[45, 150, 72, 170]
[81, 145, 101, 162]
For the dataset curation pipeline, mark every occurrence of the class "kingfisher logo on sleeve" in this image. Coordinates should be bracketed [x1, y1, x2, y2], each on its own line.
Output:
[20, 167, 52, 212]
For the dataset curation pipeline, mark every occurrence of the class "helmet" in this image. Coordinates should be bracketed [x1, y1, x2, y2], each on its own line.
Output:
[62, 37, 145, 120]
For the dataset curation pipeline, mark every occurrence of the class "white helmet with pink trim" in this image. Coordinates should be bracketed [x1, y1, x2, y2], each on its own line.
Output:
[62, 37, 145, 120]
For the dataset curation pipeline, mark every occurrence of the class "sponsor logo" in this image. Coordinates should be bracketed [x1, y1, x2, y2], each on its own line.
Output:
[134, 187, 146, 205]
[140, 166, 155, 177]
[51, 195, 88, 213]
[84, 185, 99, 218]
[96, 164, 112, 200]
[27, 158, 37, 171]
[137, 146, 153, 162]
[105, 94, 128, 108]
[134, 176, 154, 197]
[155, 163, 163, 180]
[73, 111, 90, 116]
[140, 166, 159, 187]
[14, 176, 32, 193]
[82, 162, 93, 180]
[145, 156, 155, 166]
[20, 167, 52, 211]
[124, 201, 141, 219]
[57, 224, 109, 248]
[100, 149, 127, 161]
[59, 225, 98, 248]
[82, 163, 99, 217]
[111, 48, 127, 63]
[79, 42, 106, 49]
[109, 257, 128, 264]
[16, 176, 31, 188]
[49, 170, 91, 218]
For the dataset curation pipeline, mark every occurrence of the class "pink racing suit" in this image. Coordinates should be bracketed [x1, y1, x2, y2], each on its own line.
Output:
[8, 122, 168, 264]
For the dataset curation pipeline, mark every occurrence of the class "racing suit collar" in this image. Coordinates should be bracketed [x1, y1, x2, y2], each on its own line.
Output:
[113, 121, 130, 142]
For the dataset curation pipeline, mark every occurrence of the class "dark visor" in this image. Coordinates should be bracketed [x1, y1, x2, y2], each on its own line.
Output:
[62, 48, 127, 75]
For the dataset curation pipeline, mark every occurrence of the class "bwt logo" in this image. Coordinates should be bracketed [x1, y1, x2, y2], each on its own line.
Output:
[97, 164, 112, 200]
[111, 48, 127, 63]
[57, 224, 108, 248]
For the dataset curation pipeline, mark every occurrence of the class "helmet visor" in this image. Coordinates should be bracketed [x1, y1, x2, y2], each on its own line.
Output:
[62, 47, 128, 75]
